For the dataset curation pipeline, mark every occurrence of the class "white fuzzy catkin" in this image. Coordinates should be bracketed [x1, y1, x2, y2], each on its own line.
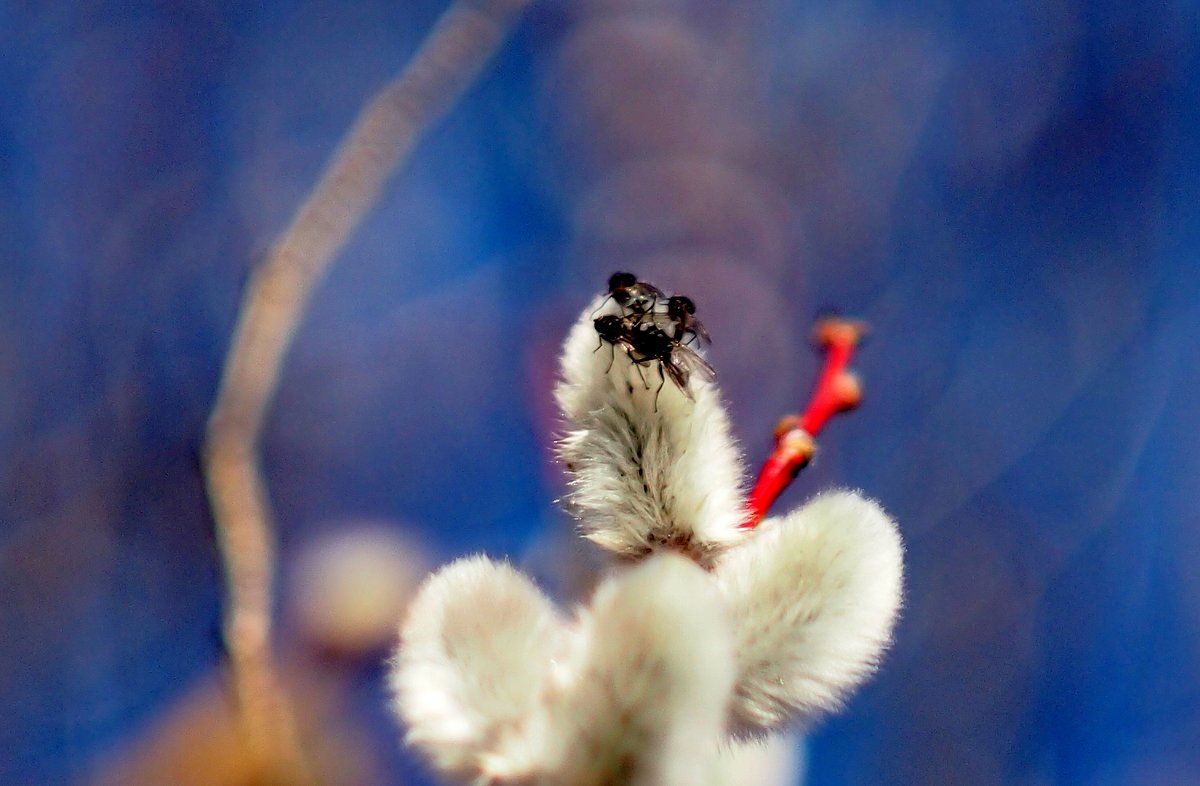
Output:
[709, 733, 805, 786]
[393, 553, 736, 785]
[556, 297, 748, 564]
[391, 556, 563, 780]
[540, 554, 736, 786]
[715, 491, 904, 736]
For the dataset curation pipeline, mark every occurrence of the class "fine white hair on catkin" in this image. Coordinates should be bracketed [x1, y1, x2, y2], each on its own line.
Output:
[709, 732, 804, 786]
[541, 553, 736, 786]
[715, 490, 904, 736]
[389, 556, 563, 780]
[556, 296, 748, 565]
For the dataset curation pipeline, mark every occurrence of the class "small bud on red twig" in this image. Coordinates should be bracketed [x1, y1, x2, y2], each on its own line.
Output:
[743, 317, 867, 528]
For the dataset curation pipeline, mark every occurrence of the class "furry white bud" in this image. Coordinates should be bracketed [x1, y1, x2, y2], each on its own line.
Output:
[390, 556, 563, 779]
[391, 553, 738, 785]
[715, 491, 904, 736]
[709, 733, 804, 786]
[556, 297, 748, 564]
[541, 553, 736, 786]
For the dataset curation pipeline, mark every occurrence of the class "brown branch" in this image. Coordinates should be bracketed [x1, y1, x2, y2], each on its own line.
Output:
[202, 0, 535, 779]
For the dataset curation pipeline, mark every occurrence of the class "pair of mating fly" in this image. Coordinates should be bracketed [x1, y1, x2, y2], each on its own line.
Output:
[593, 272, 714, 406]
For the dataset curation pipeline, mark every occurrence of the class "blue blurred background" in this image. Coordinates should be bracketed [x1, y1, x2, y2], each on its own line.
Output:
[2, 0, 1199, 784]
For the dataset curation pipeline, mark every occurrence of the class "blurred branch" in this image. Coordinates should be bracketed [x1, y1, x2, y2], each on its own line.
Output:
[203, 0, 534, 779]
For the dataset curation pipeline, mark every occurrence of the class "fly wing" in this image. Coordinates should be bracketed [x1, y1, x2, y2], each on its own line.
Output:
[661, 358, 695, 401]
[639, 280, 666, 299]
[673, 344, 715, 382]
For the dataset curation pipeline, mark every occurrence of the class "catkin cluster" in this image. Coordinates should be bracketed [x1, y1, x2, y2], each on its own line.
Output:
[389, 290, 904, 785]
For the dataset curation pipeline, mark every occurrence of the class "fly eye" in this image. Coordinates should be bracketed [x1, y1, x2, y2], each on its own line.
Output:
[608, 271, 637, 291]
[669, 296, 695, 315]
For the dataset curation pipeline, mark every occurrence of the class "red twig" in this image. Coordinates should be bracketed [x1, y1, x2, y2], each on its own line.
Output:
[742, 317, 867, 528]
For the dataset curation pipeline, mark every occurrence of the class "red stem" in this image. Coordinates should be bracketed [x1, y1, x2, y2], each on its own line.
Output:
[742, 318, 866, 528]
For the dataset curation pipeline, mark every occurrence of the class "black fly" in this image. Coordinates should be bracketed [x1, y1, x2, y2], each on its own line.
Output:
[593, 272, 715, 407]
[594, 313, 634, 364]
[627, 320, 715, 403]
[594, 271, 664, 321]
[664, 295, 710, 345]
[595, 312, 714, 406]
